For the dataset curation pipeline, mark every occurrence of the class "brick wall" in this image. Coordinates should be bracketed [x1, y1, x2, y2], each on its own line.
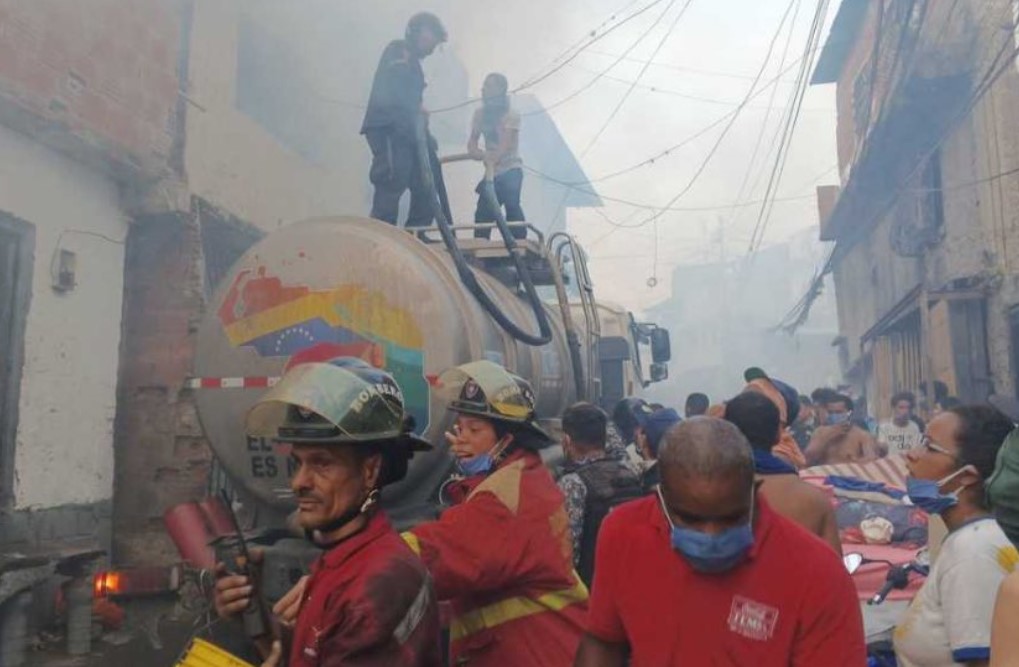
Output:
[112, 209, 209, 565]
[0, 0, 185, 179]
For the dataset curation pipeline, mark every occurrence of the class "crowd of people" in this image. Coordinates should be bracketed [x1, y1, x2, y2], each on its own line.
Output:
[212, 355, 1019, 666]
[206, 11, 1019, 667]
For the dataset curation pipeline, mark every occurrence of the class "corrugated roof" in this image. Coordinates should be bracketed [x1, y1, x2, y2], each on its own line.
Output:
[811, 0, 871, 85]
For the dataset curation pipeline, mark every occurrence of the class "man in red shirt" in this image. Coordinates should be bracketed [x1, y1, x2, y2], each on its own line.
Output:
[214, 357, 442, 666]
[574, 417, 865, 667]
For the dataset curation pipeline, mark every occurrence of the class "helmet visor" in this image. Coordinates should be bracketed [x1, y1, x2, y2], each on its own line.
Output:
[438, 360, 533, 422]
[246, 363, 403, 442]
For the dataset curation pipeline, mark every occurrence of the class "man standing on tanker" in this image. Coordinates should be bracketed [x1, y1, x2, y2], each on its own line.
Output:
[362, 13, 447, 228]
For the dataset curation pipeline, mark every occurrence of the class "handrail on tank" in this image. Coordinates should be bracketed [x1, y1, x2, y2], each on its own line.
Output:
[414, 117, 553, 347]
[548, 232, 601, 401]
[413, 222, 546, 248]
[438, 151, 587, 399]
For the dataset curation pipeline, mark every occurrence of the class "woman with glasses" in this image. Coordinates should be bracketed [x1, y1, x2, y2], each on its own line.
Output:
[894, 405, 1018, 667]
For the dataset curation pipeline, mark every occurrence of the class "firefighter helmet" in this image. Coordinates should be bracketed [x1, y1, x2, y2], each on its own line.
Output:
[245, 356, 431, 464]
[438, 360, 552, 445]
[406, 12, 448, 43]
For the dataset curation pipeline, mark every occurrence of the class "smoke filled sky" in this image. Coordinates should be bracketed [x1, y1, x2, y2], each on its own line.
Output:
[274, 0, 840, 315]
[430, 0, 839, 312]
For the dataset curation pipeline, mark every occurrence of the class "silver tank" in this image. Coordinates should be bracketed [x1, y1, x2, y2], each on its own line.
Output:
[194, 217, 575, 512]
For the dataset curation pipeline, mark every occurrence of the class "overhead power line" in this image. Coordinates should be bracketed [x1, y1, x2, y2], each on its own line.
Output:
[570, 49, 821, 187]
[722, 0, 803, 235]
[579, 0, 697, 157]
[745, 0, 832, 255]
[431, 0, 671, 114]
[778, 3, 1019, 333]
[524, 166, 815, 211]
[628, 0, 803, 230]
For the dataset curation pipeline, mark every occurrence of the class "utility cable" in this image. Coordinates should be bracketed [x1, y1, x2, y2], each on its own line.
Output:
[722, 0, 803, 233]
[518, 0, 683, 120]
[746, 0, 831, 255]
[625, 0, 802, 236]
[431, 0, 671, 114]
[778, 14, 1019, 333]
[579, 0, 697, 157]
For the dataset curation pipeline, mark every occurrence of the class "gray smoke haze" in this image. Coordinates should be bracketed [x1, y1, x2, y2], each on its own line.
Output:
[238, 0, 842, 400]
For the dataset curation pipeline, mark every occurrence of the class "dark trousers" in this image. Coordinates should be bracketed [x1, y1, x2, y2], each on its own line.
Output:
[474, 168, 525, 239]
[366, 130, 434, 228]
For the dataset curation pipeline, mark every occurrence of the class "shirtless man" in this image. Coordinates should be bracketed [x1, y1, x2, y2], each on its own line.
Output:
[724, 392, 841, 554]
[805, 394, 880, 466]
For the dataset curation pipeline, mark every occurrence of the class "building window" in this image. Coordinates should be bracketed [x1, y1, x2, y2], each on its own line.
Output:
[197, 200, 263, 296]
[0, 214, 34, 506]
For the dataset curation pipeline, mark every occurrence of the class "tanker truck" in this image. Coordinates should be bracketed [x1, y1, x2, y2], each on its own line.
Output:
[191, 214, 671, 530]
[85, 133, 671, 666]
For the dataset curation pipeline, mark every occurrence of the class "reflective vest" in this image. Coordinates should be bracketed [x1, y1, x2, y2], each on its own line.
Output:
[403, 450, 587, 666]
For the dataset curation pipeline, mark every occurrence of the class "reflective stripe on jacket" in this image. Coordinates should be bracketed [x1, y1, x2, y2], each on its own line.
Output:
[403, 450, 587, 666]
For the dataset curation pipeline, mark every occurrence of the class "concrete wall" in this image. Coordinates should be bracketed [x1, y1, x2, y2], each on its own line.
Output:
[825, 0, 1019, 403]
[0, 121, 126, 510]
[184, 1, 367, 231]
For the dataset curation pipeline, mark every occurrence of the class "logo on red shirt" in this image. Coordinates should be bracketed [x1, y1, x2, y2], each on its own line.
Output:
[727, 596, 779, 641]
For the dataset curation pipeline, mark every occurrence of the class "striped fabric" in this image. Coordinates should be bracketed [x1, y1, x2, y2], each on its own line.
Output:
[801, 454, 910, 491]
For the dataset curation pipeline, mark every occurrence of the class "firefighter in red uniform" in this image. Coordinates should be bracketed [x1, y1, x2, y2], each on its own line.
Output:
[214, 357, 442, 666]
[402, 360, 588, 666]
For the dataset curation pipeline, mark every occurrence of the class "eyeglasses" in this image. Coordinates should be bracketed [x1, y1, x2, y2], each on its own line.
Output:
[917, 435, 959, 460]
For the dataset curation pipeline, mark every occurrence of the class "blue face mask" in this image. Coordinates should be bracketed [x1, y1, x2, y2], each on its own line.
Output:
[658, 487, 755, 574]
[827, 412, 851, 426]
[456, 437, 510, 477]
[458, 452, 495, 476]
[906, 466, 973, 514]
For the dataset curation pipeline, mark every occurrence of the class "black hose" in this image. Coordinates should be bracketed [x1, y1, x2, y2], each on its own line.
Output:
[414, 117, 553, 346]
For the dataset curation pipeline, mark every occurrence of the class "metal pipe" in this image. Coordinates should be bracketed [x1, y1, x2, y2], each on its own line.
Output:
[65, 576, 93, 655]
[0, 590, 32, 667]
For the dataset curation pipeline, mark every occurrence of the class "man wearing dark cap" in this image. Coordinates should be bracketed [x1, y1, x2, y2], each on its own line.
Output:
[634, 407, 682, 491]
[574, 418, 864, 666]
[362, 12, 447, 228]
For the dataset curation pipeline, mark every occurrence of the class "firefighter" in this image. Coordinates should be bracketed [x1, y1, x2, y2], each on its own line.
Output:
[362, 12, 447, 229]
[402, 360, 588, 666]
[213, 357, 442, 666]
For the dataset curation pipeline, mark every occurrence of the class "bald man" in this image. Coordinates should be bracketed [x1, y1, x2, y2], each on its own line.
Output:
[574, 417, 864, 667]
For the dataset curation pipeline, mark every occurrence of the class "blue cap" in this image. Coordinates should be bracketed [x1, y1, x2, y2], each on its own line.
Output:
[640, 408, 682, 456]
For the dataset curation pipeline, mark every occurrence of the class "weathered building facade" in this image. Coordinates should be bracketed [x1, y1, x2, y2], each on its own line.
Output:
[0, 0, 187, 559]
[812, 0, 1019, 421]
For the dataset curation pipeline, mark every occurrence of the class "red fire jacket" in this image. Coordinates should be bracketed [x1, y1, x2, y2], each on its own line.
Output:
[403, 449, 588, 666]
[291, 511, 442, 666]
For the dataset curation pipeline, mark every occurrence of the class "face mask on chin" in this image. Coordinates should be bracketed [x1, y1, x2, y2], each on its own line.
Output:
[456, 436, 511, 477]
[906, 465, 976, 514]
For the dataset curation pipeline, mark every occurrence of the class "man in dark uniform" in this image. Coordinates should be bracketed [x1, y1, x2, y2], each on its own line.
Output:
[362, 12, 447, 228]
